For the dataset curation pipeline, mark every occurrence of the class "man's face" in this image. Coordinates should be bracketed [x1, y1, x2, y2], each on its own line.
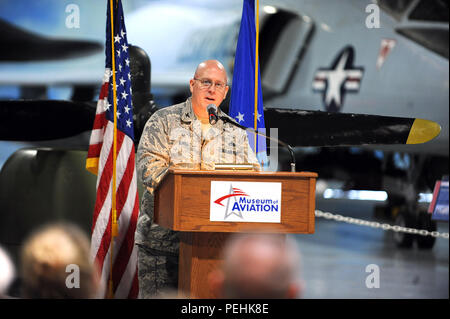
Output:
[189, 64, 229, 120]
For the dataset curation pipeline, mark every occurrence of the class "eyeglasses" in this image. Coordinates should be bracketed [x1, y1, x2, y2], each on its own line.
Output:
[193, 78, 227, 91]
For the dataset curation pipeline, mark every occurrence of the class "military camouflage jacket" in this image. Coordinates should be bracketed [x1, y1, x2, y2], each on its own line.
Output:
[135, 98, 260, 254]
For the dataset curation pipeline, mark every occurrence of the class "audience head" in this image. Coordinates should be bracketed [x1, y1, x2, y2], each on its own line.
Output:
[210, 233, 304, 299]
[20, 222, 100, 298]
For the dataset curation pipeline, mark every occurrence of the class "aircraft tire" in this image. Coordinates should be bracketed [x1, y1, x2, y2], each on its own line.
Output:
[415, 211, 437, 250]
[393, 208, 416, 249]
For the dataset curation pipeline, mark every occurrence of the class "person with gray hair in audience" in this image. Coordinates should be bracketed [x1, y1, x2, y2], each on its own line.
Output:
[20, 223, 101, 299]
[209, 233, 304, 299]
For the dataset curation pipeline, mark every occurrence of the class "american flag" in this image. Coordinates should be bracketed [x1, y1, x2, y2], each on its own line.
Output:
[86, 0, 139, 299]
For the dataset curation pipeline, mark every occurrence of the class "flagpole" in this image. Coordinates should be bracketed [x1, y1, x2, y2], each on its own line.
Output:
[254, 0, 260, 155]
[108, 0, 119, 299]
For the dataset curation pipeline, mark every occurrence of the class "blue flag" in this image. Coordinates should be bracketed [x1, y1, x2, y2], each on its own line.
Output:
[229, 0, 268, 168]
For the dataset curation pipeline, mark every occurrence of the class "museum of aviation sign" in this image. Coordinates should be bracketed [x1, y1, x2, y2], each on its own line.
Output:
[210, 181, 281, 223]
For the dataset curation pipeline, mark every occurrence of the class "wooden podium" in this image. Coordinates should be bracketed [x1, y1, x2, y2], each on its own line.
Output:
[154, 169, 317, 298]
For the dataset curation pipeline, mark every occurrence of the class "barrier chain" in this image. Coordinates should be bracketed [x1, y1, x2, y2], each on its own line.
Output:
[315, 210, 449, 239]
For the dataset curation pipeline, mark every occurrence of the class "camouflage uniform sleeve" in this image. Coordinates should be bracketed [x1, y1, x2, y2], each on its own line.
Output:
[135, 109, 180, 256]
[137, 111, 170, 194]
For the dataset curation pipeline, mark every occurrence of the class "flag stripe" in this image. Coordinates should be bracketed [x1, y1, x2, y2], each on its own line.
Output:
[112, 151, 137, 257]
[91, 124, 125, 230]
[87, 143, 103, 160]
[113, 190, 139, 295]
[128, 270, 139, 298]
[92, 130, 129, 268]
[89, 128, 105, 145]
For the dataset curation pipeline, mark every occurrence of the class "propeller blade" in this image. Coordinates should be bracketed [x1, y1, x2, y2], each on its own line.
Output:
[0, 19, 102, 61]
[264, 108, 441, 147]
[0, 100, 95, 141]
[2, 102, 441, 146]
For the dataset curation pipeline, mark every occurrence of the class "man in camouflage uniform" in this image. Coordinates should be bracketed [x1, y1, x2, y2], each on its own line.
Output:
[135, 60, 260, 298]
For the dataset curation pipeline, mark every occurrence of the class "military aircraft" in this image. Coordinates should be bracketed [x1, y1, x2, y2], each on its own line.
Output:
[122, 0, 449, 249]
[0, 0, 448, 275]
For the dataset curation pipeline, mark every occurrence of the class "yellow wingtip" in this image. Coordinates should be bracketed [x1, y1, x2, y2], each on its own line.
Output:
[406, 119, 441, 144]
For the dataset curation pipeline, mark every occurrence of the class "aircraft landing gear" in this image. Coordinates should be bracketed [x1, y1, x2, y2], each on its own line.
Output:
[416, 211, 437, 249]
[392, 206, 437, 249]
[393, 206, 416, 248]
[384, 153, 438, 250]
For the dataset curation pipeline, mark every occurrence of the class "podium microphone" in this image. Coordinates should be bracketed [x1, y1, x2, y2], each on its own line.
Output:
[218, 115, 296, 172]
[207, 104, 218, 125]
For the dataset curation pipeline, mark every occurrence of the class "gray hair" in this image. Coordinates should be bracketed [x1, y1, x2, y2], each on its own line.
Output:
[222, 233, 302, 299]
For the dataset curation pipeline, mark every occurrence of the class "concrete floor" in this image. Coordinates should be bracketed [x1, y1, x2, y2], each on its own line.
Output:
[291, 197, 449, 299]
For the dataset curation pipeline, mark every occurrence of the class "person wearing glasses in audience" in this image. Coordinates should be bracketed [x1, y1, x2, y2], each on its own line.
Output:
[135, 60, 260, 298]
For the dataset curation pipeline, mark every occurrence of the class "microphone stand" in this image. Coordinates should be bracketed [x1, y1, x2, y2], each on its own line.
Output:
[219, 116, 296, 172]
